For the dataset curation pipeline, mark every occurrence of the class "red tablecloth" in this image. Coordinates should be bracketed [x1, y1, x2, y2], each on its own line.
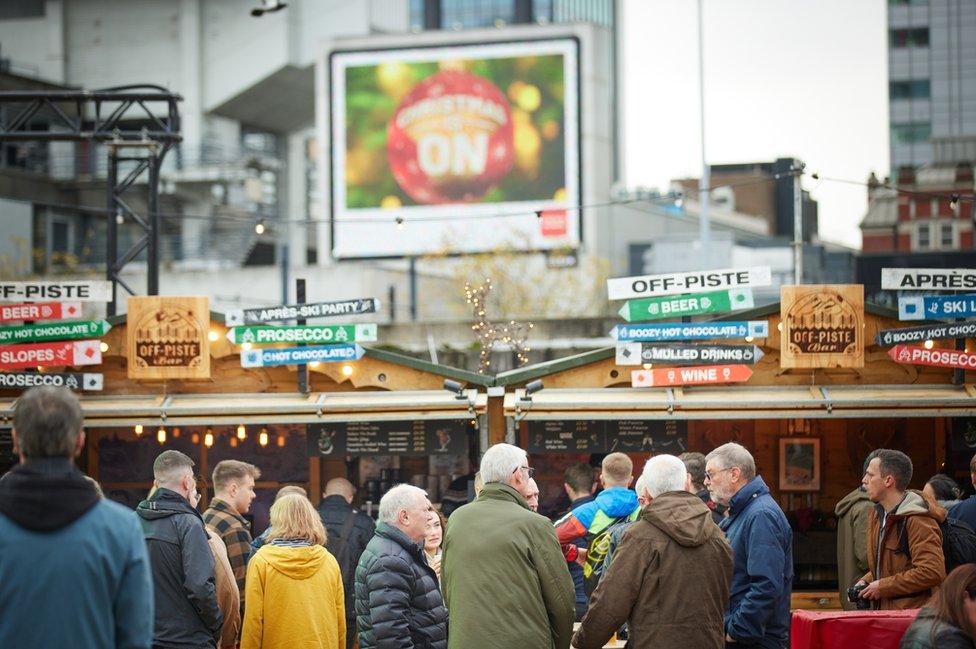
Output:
[791, 609, 919, 649]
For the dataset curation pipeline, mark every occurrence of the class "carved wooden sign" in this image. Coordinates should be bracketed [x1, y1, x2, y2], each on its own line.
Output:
[780, 285, 864, 369]
[127, 296, 210, 380]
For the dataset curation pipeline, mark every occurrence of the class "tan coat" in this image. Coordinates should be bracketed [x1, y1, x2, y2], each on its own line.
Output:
[863, 490, 946, 610]
[207, 526, 241, 648]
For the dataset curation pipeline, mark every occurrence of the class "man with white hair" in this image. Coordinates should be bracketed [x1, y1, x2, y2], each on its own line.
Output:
[705, 442, 792, 649]
[526, 477, 540, 512]
[572, 454, 733, 649]
[442, 443, 575, 649]
[354, 484, 448, 649]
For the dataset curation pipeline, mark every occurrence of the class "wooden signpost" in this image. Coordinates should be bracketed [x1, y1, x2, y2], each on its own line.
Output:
[607, 266, 771, 301]
[0, 302, 83, 323]
[615, 342, 764, 366]
[617, 288, 755, 322]
[780, 285, 864, 369]
[0, 340, 102, 370]
[631, 364, 753, 387]
[610, 321, 769, 342]
[0, 280, 113, 302]
[127, 296, 210, 380]
[888, 344, 976, 370]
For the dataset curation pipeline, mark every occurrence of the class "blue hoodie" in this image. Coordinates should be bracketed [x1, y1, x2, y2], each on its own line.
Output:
[555, 486, 640, 559]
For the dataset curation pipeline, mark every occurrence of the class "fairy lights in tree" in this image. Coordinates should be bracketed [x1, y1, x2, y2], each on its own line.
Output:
[464, 278, 533, 374]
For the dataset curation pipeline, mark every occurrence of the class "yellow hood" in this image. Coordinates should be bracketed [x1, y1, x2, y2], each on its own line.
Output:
[258, 544, 329, 580]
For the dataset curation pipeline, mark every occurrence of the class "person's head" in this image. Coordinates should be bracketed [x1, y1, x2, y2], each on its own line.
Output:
[970, 453, 976, 491]
[862, 449, 912, 504]
[473, 471, 484, 497]
[526, 478, 540, 512]
[324, 477, 356, 504]
[212, 460, 260, 514]
[925, 474, 962, 503]
[679, 452, 707, 493]
[267, 493, 327, 545]
[153, 450, 197, 501]
[704, 443, 756, 506]
[928, 563, 976, 639]
[642, 454, 690, 500]
[12, 386, 85, 461]
[275, 484, 307, 501]
[634, 474, 650, 506]
[379, 484, 432, 543]
[563, 462, 597, 501]
[600, 452, 634, 489]
[480, 443, 533, 498]
[425, 508, 447, 554]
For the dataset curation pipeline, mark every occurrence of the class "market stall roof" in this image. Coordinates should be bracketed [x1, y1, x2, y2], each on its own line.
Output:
[0, 389, 487, 428]
[504, 384, 976, 420]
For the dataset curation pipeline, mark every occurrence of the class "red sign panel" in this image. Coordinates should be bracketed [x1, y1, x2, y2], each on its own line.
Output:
[0, 301, 82, 324]
[887, 344, 976, 370]
[631, 364, 753, 387]
[0, 340, 101, 370]
[539, 209, 568, 237]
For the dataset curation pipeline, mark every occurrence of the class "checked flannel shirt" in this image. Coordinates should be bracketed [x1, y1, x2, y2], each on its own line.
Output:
[203, 498, 252, 602]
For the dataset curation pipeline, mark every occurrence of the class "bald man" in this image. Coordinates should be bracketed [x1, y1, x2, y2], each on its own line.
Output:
[319, 478, 375, 649]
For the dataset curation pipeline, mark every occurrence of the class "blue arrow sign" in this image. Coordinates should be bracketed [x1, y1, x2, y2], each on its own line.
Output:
[240, 343, 365, 368]
[899, 294, 976, 321]
[609, 321, 769, 342]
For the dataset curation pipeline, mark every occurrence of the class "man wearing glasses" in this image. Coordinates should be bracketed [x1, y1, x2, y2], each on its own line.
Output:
[442, 443, 575, 649]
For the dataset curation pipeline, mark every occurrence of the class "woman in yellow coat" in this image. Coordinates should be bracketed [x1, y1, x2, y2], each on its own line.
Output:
[241, 493, 345, 649]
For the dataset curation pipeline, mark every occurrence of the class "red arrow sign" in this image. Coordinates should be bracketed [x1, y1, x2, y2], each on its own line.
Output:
[632, 364, 753, 387]
[888, 344, 976, 370]
[0, 301, 83, 324]
[0, 340, 101, 370]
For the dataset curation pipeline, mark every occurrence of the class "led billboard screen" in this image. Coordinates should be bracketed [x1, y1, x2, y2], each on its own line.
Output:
[330, 38, 580, 258]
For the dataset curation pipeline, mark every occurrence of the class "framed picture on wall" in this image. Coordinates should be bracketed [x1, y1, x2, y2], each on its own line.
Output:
[779, 437, 821, 492]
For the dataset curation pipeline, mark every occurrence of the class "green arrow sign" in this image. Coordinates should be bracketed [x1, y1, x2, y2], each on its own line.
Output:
[0, 319, 111, 344]
[617, 288, 755, 322]
[227, 323, 378, 345]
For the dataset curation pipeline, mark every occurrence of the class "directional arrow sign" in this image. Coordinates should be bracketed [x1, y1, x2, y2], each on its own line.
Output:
[876, 321, 976, 346]
[0, 371, 103, 391]
[0, 340, 101, 370]
[888, 344, 976, 370]
[225, 298, 381, 326]
[0, 319, 110, 345]
[616, 343, 764, 366]
[607, 266, 770, 301]
[610, 321, 769, 342]
[882, 268, 976, 291]
[240, 343, 365, 368]
[0, 301, 83, 323]
[631, 364, 753, 387]
[617, 288, 754, 322]
[227, 323, 377, 345]
[899, 294, 976, 321]
[0, 280, 112, 302]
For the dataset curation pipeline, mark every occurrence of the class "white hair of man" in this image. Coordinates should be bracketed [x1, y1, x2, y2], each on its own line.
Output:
[705, 442, 757, 481]
[378, 484, 428, 524]
[633, 473, 649, 499]
[479, 443, 528, 484]
[642, 454, 689, 498]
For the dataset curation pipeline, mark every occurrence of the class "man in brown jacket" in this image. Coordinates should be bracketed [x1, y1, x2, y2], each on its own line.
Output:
[572, 454, 733, 649]
[856, 449, 946, 610]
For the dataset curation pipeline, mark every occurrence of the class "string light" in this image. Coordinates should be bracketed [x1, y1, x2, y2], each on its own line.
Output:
[259, 428, 269, 447]
[156, 426, 166, 444]
[172, 427, 181, 438]
[277, 435, 286, 448]
[230, 436, 238, 448]
[134, 424, 143, 436]
[208, 330, 219, 342]
[254, 221, 266, 235]
[204, 429, 214, 448]
[464, 278, 533, 373]
[241, 342, 253, 351]
[99, 341, 109, 352]
[341, 364, 354, 376]
[191, 432, 200, 444]
[924, 339, 935, 349]
[237, 424, 246, 440]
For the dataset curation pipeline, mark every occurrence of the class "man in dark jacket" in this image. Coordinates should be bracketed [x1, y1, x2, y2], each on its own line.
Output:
[321, 477, 376, 649]
[138, 450, 223, 649]
[0, 386, 154, 649]
[561, 462, 597, 620]
[355, 483, 447, 649]
[949, 452, 976, 529]
[574, 455, 733, 649]
[706, 443, 792, 649]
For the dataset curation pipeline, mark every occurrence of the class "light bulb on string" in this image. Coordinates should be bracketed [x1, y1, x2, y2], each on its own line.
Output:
[259, 429, 269, 447]
[255, 221, 266, 235]
[277, 435, 286, 448]
[204, 430, 214, 448]
[237, 424, 246, 440]
[134, 424, 144, 436]
[157, 427, 166, 444]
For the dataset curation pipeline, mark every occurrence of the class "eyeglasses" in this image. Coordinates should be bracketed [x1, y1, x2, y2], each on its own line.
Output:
[513, 465, 536, 478]
[704, 467, 733, 481]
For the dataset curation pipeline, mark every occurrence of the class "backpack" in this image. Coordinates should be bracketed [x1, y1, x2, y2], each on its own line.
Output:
[896, 516, 976, 573]
[581, 509, 640, 596]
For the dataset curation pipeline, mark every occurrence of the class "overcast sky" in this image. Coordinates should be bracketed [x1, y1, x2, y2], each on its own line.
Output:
[621, 0, 888, 249]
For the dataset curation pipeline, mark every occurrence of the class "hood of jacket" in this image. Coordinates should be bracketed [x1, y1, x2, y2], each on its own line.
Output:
[835, 487, 871, 518]
[594, 486, 640, 518]
[136, 487, 204, 522]
[880, 489, 947, 523]
[642, 490, 717, 548]
[258, 544, 328, 580]
[0, 457, 99, 531]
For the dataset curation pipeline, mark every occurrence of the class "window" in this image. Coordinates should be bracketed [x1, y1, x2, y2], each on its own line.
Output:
[890, 80, 931, 100]
[917, 222, 930, 249]
[890, 28, 929, 48]
[941, 222, 954, 248]
[891, 122, 932, 144]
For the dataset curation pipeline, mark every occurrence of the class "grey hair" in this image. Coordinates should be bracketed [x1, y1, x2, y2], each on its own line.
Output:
[153, 450, 194, 488]
[480, 443, 528, 484]
[643, 454, 688, 497]
[13, 386, 83, 458]
[705, 442, 756, 481]
[378, 484, 427, 524]
[634, 473, 649, 499]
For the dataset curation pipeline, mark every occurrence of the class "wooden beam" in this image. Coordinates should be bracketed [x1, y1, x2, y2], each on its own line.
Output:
[487, 395, 505, 446]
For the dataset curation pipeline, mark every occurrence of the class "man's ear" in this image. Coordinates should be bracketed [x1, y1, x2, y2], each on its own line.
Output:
[74, 431, 86, 458]
[589, 480, 598, 495]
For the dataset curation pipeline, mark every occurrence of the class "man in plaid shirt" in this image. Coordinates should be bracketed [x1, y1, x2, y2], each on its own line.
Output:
[203, 460, 260, 606]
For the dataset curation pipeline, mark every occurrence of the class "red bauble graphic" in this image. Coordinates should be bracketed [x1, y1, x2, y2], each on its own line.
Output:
[387, 70, 514, 204]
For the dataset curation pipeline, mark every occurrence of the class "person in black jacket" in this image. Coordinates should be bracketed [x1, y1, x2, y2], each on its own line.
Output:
[137, 450, 222, 649]
[355, 484, 448, 649]
[320, 477, 376, 649]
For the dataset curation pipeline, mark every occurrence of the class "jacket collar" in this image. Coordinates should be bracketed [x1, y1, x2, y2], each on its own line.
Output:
[321, 494, 352, 508]
[376, 521, 426, 559]
[0, 457, 99, 531]
[726, 475, 770, 519]
[480, 482, 531, 510]
[209, 497, 250, 528]
[140, 487, 205, 520]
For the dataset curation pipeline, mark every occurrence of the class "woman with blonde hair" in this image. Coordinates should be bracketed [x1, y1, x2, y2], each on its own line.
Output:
[241, 494, 345, 649]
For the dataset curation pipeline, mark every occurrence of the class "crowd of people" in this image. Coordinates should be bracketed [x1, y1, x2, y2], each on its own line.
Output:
[4, 386, 976, 649]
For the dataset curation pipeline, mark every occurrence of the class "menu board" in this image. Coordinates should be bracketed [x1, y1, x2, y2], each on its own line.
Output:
[306, 419, 471, 457]
[526, 419, 688, 454]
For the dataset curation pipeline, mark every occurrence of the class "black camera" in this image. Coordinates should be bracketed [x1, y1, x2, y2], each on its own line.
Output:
[847, 582, 872, 610]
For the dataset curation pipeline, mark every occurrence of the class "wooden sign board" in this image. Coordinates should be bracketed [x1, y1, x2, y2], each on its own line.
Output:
[126, 296, 210, 380]
[780, 285, 864, 369]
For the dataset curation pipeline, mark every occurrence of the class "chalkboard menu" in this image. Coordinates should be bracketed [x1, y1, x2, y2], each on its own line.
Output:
[306, 419, 471, 457]
[526, 419, 688, 455]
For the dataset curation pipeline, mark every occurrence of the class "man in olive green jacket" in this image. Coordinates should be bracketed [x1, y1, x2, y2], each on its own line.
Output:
[835, 453, 876, 610]
[442, 443, 575, 649]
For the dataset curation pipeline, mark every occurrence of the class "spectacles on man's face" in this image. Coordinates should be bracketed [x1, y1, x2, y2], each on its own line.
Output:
[513, 465, 536, 478]
[704, 467, 733, 481]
